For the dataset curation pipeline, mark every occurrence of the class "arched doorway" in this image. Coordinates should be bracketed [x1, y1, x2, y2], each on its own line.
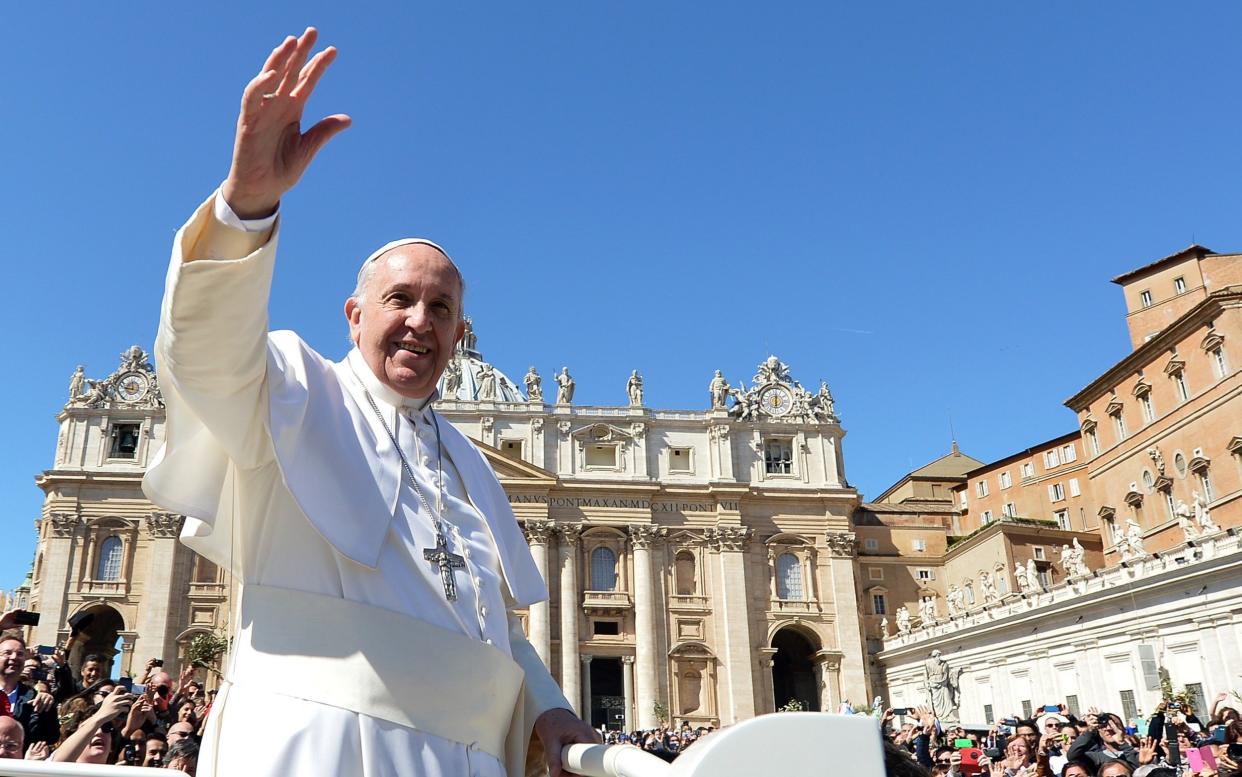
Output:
[771, 627, 820, 712]
[68, 604, 125, 678]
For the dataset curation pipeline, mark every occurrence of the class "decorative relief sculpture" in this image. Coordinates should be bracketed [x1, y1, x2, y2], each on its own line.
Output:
[709, 370, 730, 410]
[555, 368, 575, 405]
[626, 370, 644, 406]
[1148, 447, 1166, 476]
[524, 366, 542, 401]
[1193, 491, 1219, 534]
[895, 606, 911, 635]
[67, 346, 163, 409]
[477, 363, 497, 401]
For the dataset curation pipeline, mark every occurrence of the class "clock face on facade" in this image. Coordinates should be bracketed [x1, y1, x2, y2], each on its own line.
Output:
[758, 385, 794, 417]
[116, 372, 149, 403]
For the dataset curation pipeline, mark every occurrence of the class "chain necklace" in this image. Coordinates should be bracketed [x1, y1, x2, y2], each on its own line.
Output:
[361, 388, 466, 601]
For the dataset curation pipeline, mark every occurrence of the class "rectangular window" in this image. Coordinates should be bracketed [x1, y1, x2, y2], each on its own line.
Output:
[1069, 478, 1081, 497]
[1120, 690, 1138, 721]
[1000, 471, 1012, 489]
[984, 704, 995, 725]
[1049, 483, 1065, 502]
[872, 594, 887, 615]
[1065, 695, 1080, 717]
[1213, 348, 1228, 379]
[109, 423, 141, 459]
[592, 620, 620, 636]
[500, 439, 524, 460]
[1021, 700, 1033, 719]
[1140, 290, 1153, 308]
[868, 567, 884, 581]
[1033, 546, 1046, 560]
[1054, 509, 1070, 530]
[1175, 372, 1190, 402]
[1198, 471, 1214, 501]
[1105, 517, 1119, 545]
[1113, 412, 1128, 442]
[668, 447, 693, 473]
[1141, 394, 1155, 423]
[1037, 569, 1051, 589]
[1185, 683, 1207, 718]
[1021, 462, 1034, 479]
[976, 480, 990, 498]
[763, 439, 793, 475]
[864, 538, 879, 551]
[1088, 430, 1101, 456]
[912, 538, 926, 552]
[1002, 502, 1017, 518]
[1044, 449, 1061, 468]
[585, 444, 619, 468]
[960, 491, 969, 508]
[981, 510, 993, 525]
[917, 568, 934, 581]
[1062, 444, 1077, 463]
[1174, 277, 1186, 294]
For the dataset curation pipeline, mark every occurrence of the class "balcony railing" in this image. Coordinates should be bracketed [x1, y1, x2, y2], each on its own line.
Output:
[583, 590, 633, 611]
[669, 594, 710, 611]
[771, 599, 819, 614]
[79, 580, 125, 597]
[188, 582, 227, 598]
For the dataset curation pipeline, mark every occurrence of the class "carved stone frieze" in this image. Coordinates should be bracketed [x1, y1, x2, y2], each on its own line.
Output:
[145, 512, 184, 539]
[67, 345, 164, 411]
[531, 417, 544, 433]
[481, 416, 495, 433]
[557, 421, 573, 436]
[709, 424, 730, 442]
[630, 422, 647, 440]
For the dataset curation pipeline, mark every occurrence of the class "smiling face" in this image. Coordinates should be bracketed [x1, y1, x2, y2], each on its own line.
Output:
[345, 245, 466, 399]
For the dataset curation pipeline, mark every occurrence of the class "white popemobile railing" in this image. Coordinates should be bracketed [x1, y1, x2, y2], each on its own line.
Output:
[562, 712, 883, 777]
[0, 764, 184, 777]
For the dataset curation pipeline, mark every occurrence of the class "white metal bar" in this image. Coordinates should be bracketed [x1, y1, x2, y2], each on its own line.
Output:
[0, 763, 185, 776]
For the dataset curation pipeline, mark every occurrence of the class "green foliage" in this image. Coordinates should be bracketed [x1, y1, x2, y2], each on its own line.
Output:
[778, 699, 805, 712]
[653, 701, 669, 724]
[185, 632, 230, 677]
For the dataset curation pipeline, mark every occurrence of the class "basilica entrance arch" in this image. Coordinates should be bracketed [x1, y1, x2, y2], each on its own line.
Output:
[771, 626, 821, 712]
[68, 603, 125, 677]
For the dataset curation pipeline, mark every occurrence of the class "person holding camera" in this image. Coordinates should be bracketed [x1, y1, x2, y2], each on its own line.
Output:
[0, 632, 59, 749]
[1067, 707, 1140, 772]
[49, 685, 135, 764]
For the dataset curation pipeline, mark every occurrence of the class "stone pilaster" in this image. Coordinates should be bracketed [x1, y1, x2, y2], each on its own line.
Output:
[523, 521, 555, 667]
[34, 513, 80, 648]
[707, 526, 756, 722]
[629, 524, 666, 729]
[133, 513, 183, 666]
[824, 530, 867, 705]
[581, 654, 594, 722]
[557, 523, 582, 714]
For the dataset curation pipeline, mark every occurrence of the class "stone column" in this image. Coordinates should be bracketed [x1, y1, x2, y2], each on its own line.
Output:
[523, 521, 555, 667]
[133, 513, 183, 667]
[622, 656, 636, 730]
[557, 523, 582, 714]
[709, 526, 757, 722]
[824, 531, 867, 704]
[581, 654, 594, 724]
[629, 525, 666, 729]
[34, 514, 81, 648]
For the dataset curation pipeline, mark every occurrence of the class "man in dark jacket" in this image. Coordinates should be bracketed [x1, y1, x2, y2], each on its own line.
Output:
[0, 634, 60, 747]
[1067, 711, 1139, 772]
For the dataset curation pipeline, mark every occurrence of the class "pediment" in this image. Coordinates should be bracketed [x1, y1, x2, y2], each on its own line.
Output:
[569, 422, 634, 444]
[1163, 357, 1186, 377]
[1080, 416, 1097, 433]
[1124, 489, 1143, 507]
[1106, 399, 1124, 416]
[1097, 505, 1116, 519]
[1228, 436, 1242, 456]
[1131, 379, 1152, 398]
[471, 439, 559, 483]
[1201, 330, 1225, 352]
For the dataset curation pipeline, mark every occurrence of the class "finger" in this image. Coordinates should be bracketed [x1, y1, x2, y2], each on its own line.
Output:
[291, 46, 338, 102]
[260, 35, 297, 78]
[278, 27, 319, 95]
[241, 69, 282, 118]
[300, 113, 352, 163]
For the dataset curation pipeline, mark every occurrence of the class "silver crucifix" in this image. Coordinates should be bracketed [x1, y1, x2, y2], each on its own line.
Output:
[424, 530, 466, 601]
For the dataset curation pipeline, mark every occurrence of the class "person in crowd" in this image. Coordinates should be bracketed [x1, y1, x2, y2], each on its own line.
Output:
[51, 687, 134, 764]
[885, 737, 934, 777]
[1067, 709, 1140, 771]
[0, 634, 59, 747]
[167, 721, 197, 747]
[165, 737, 199, 774]
[143, 731, 168, 768]
[0, 717, 24, 760]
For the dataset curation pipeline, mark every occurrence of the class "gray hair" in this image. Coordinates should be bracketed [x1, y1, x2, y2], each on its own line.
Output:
[351, 239, 467, 319]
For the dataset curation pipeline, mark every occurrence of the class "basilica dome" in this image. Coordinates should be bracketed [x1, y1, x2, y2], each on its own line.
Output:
[435, 319, 527, 402]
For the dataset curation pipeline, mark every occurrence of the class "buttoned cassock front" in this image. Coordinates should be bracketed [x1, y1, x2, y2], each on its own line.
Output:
[142, 194, 570, 777]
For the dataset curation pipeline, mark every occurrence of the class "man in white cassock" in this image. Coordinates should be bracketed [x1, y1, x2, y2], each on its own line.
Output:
[141, 27, 599, 777]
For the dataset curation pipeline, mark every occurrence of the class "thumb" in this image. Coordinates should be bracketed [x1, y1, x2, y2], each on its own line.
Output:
[301, 114, 352, 166]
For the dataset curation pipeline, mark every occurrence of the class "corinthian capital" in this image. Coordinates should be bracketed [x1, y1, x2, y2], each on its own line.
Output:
[556, 522, 583, 546]
[522, 520, 555, 545]
[706, 525, 752, 552]
[145, 512, 184, 539]
[628, 524, 667, 549]
[824, 531, 857, 558]
[45, 512, 81, 538]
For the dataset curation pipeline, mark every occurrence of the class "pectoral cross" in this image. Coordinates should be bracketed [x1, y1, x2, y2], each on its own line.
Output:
[424, 530, 466, 601]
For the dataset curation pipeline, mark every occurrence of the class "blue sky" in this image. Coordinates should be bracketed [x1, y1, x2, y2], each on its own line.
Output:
[3, 3, 1242, 589]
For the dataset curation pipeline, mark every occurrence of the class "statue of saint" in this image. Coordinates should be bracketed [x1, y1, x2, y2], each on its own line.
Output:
[626, 370, 643, 406]
[1026, 559, 1041, 591]
[1069, 538, 1090, 577]
[1176, 499, 1198, 543]
[442, 358, 462, 398]
[880, 616, 889, 638]
[895, 606, 911, 635]
[817, 381, 835, 418]
[555, 368, 575, 405]
[1193, 491, 1219, 534]
[523, 366, 542, 402]
[477, 363, 497, 401]
[923, 650, 964, 724]
[980, 571, 998, 602]
[709, 370, 730, 409]
[68, 365, 86, 401]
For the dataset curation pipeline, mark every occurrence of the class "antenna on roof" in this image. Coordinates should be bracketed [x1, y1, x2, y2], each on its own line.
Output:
[948, 412, 959, 455]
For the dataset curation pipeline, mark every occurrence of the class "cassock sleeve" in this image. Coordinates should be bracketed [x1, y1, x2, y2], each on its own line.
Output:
[142, 193, 281, 569]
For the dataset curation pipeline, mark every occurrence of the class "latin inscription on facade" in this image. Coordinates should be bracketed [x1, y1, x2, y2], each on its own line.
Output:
[507, 494, 739, 513]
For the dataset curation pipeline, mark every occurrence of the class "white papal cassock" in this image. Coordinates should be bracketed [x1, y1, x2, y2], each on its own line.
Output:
[142, 193, 571, 777]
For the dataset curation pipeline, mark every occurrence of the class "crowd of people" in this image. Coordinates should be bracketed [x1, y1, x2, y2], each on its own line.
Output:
[1, 617, 203, 773]
[599, 721, 716, 761]
[883, 695, 1242, 777]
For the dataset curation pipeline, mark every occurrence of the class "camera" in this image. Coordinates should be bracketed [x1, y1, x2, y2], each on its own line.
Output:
[12, 610, 40, 627]
[123, 744, 140, 766]
[152, 658, 164, 667]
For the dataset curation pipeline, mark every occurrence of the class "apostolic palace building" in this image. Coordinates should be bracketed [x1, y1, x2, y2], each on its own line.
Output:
[14, 246, 1242, 731]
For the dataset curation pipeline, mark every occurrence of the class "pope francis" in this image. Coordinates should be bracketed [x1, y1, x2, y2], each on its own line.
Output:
[141, 27, 599, 777]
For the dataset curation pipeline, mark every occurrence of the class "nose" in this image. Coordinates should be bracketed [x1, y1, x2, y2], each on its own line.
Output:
[405, 301, 434, 332]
